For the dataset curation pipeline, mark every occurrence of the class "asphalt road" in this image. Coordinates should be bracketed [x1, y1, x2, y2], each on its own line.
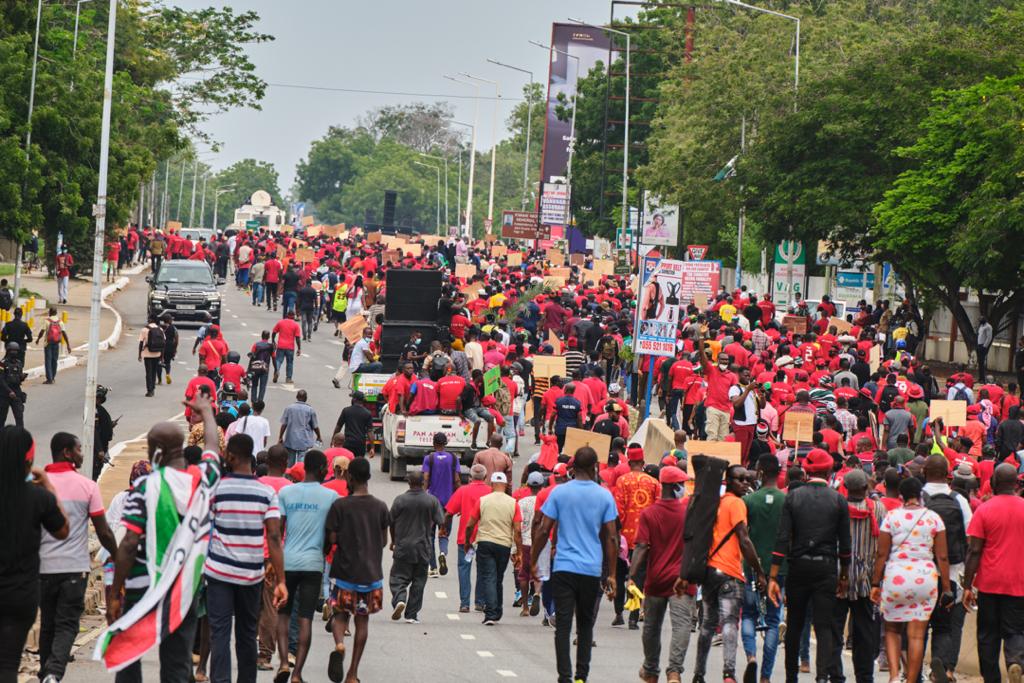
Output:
[50, 277, 805, 682]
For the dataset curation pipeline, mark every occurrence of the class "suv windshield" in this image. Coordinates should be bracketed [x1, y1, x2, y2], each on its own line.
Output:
[155, 263, 214, 285]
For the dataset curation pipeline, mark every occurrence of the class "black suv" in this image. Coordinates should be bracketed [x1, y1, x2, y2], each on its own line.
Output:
[147, 260, 222, 325]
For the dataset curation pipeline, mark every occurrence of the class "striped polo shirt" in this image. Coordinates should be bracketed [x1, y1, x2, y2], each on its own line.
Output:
[204, 473, 280, 585]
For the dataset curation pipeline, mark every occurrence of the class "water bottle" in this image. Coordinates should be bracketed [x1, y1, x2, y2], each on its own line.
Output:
[465, 547, 476, 563]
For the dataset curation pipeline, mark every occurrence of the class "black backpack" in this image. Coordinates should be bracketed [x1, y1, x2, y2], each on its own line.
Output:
[923, 490, 967, 565]
[879, 385, 899, 412]
[679, 455, 731, 583]
[0, 289, 12, 311]
[145, 325, 166, 353]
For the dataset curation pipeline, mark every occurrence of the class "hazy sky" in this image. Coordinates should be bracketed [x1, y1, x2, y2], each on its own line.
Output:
[174, 0, 633, 196]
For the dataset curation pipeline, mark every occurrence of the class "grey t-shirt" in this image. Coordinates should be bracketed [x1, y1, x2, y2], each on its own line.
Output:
[389, 489, 445, 563]
[280, 402, 319, 451]
[883, 408, 914, 449]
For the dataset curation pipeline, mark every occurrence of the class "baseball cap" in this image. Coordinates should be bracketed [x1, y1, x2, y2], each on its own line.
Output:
[659, 465, 688, 484]
[527, 472, 546, 486]
[552, 463, 569, 476]
[491, 472, 508, 484]
[843, 468, 869, 490]
[608, 383, 622, 394]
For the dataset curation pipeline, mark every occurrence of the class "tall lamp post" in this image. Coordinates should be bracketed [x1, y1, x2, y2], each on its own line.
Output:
[81, 0, 119, 476]
[444, 76, 480, 238]
[213, 185, 235, 233]
[451, 120, 474, 233]
[414, 161, 441, 234]
[419, 153, 449, 228]
[486, 59, 534, 210]
[714, 0, 799, 109]
[568, 18, 631, 248]
[14, 0, 45, 307]
[70, 0, 94, 91]
[460, 73, 500, 230]
[529, 40, 580, 194]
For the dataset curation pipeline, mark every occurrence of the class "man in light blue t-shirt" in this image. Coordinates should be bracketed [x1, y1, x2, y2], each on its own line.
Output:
[532, 446, 618, 683]
[275, 450, 338, 682]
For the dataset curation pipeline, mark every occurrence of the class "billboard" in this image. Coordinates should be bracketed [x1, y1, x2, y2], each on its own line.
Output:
[540, 24, 612, 186]
[540, 182, 570, 226]
[501, 211, 543, 240]
[640, 191, 680, 247]
[679, 261, 721, 304]
[773, 241, 806, 308]
[636, 256, 684, 357]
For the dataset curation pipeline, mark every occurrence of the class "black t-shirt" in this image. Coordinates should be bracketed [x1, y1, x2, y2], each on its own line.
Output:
[335, 404, 372, 444]
[282, 269, 301, 293]
[297, 286, 318, 311]
[0, 485, 64, 607]
[326, 494, 390, 584]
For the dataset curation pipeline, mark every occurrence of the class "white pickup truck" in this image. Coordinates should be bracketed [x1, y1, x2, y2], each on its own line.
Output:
[380, 407, 477, 481]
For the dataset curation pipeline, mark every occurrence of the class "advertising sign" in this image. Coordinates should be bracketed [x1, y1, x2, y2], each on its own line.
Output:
[635, 257, 684, 357]
[540, 182, 570, 226]
[679, 260, 721, 305]
[773, 241, 806, 308]
[640, 192, 680, 247]
[501, 210, 541, 240]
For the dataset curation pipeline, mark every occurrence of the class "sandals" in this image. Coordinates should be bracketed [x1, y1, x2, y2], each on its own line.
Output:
[327, 644, 346, 683]
[274, 670, 291, 683]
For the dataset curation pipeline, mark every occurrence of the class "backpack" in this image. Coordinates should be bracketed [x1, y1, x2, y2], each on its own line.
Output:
[3, 358, 22, 387]
[679, 455, 731, 583]
[429, 353, 449, 381]
[879, 385, 899, 412]
[923, 490, 967, 565]
[145, 325, 166, 353]
[47, 320, 63, 344]
[0, 289, 12, 311]
[952, 384, 970, 403]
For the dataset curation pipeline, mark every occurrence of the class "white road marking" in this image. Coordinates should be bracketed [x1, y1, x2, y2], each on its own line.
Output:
[178, 361, 188, 366]
[434, 591, 447, 599]
[251, 333, 259, 337]
[325, 364, 335, 370]
[446, 613, 460, 621]
[231, 314, 238, 319]
[240, 322, 247, 327]
[459, 634, 475, 640]
[496, 671, 517, 678]
[476, 651, 494, 658]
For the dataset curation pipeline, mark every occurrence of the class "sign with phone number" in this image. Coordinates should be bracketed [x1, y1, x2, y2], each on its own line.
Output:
[635, 337, 676, 355]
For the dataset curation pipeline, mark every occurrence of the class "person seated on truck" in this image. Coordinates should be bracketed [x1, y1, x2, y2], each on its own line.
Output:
[382, 363, 414, 415]
[408, 374, 440, 416]
[463, 369, 495, 449]
[425, 341, 452, 381]
[437, 368, 466, 417]
[400, 331, 427, 373]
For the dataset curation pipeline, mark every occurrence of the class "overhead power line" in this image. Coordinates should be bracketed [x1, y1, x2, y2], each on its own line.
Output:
[179, 76, 522, 101]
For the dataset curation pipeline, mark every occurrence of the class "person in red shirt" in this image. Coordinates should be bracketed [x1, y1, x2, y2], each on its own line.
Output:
[105, 239, 120, 282]
[580, 368, 609, 418]
[183, 365, 217, 420]
[271, 311, 302, 383]
[444, 464, 492, 612]
[218, 351, 246, 391]
[322, 454, 350, 498]
[263, 256, 283, 311]
[697, 327, 737, 441]
[613, 446, 662, 627]
[437, 372, 467, 414]
[449, 311, 471, 340]
[198, 328, 223, 383]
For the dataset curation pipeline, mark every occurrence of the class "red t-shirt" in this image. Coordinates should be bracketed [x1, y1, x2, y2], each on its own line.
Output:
[637, 498, 694, 597]
[444, 481, 491, 544]
[324, 446, 355, 462]
[199, 339, 222, 371]
[704, 363, 737, 413]
[323, 478, 348, 498]
[264, 259, 283, 283]
[272, 319, 301, 350]
[967, 494, 1024, 597]
[219, 363, 246, 388]
[449, 314, 471, 340]
[669, 361, 693, 390]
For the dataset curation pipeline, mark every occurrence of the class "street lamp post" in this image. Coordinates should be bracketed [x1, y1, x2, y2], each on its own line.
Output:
[199, 172, 209, 228]
[460, 73, 500, 230]
[529, 41, 580, 194]
[444, 77, 479, 238]
[175, 158, 186, 220]
[714, 0, 800, 109]
[70, 0, 94, 91]
[14, 0, 45, 307]
[188, 158, 199, 228]
[213, 185, 235, 233]
[81, 0, 119, 477]
[568, 18, 630, 247]
[414, 161, 441, 234]
[451, 120, 474, 234]
[419, 153, 449, 228]
[487, 59, 534, 211]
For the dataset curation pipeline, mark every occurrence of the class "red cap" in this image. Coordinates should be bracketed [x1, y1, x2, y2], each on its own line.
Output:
[553, 463, 568, 476]
[567, 337, 579, 348]
[804, 448, 833, 475]
[967, 404, 981, 415]
[659, 465, 689, 484]
[286, 463, 306, 480]
[660, 454, 678, 467]
[627, 446, 645, 462]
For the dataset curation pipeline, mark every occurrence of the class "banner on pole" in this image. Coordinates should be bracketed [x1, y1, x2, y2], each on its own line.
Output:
[635, 258, 684, 357]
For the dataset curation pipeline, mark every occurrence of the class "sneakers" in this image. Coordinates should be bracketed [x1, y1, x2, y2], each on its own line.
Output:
[612, 613, 625, 626]
[332, 378, 341, 389]
[41, 676, 60, 683]
[405, 617, 421, 624]
[520, 605, 530, 617]
[800, 662, 811, 674]
[483, 619, 496, 626]
[428, 568, 440, 578]
[459, 606, 470, 613]
[391, 600, 406, 621]
[438, 554, 448, 576]
[165, 374, 172, 384]
[529, 594, 541, 616]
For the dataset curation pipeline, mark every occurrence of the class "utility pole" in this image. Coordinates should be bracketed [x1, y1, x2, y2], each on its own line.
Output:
[199, 173, 208, 228]
[16, 0, 45, 303]
[175, 158, 186, 220]
[188, 158, 198, 228]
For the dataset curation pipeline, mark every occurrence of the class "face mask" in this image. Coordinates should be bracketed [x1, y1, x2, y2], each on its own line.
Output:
[671, 484, 685, 499]
[718, 363, 728, 370]
[414, 339, 421, 345]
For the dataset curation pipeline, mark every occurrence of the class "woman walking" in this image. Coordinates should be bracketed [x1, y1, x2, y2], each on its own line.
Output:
[870, 476, 953, 683]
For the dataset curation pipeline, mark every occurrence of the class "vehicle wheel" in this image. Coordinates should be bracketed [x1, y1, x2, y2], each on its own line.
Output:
[381, 445, 391, 473]
[391, 458, 407, 482]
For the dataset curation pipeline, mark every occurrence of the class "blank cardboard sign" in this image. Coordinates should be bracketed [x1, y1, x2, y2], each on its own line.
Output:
[782, 410, 815, 445]
[562, 428, 613, 463]
[929, 400, 967, 427]
[532, 355, 567, 380]
[642, 418, 676, 465]
[685, 440, 742, 466]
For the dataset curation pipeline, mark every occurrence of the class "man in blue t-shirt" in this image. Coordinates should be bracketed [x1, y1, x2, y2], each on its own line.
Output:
[423, 432, 461, 577]
[532, 446, 618, 683]
[276, 450, 338, 683]
[548, 382, 583, 453]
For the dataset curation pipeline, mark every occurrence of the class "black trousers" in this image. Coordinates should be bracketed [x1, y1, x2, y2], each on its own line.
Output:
[0, 395, 24, 427]
[784, 558, 838, 683]
[144, 356, 161, 393]
[830, 596, 879, 683]
[930, 580, 966, 674]
[0, 599, 37, 683]
[206, 577, 262, 683]
[115, 602, 198, 683]
[390, 558, 428, 620]
[977, 591, 1024, 683]
[38, 572, 88, 681]
[265, 282, 278, 309]
[552, 571, 602, 683]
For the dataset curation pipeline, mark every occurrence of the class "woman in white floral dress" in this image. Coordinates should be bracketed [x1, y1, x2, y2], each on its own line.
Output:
[870, 476, 952, 683]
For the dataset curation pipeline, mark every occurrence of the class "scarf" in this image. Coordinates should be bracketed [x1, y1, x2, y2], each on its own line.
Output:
[847, 500, 879, 537]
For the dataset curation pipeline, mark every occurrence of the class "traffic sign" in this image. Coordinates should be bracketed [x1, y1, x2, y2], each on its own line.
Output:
[245, 220, 260, 230]
[687, 244, 709, 261]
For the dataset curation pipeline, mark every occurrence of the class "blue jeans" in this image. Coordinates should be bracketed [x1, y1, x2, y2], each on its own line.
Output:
[666, 389, 684, 429]
[206, 578, 261, 683]
[457, 545, 482, 609]
[250, 371, 268, 403]
[274, 348, 294, 381]
[281, 291, 297, 316]
[44, 343, 59, 382]
[741, 579, 783, 680]
[476, 541, 511, 621]
[251, 282, 264, 305]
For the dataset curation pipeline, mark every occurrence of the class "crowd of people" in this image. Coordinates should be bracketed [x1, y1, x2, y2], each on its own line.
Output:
[1, 223, 1023, 683]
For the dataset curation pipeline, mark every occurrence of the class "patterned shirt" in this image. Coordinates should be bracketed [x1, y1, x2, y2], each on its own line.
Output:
[835, 409, 858, 439]
[614, 471, 661, 549]
[846, 497, 885, 600]
[204, 474, 280, 585]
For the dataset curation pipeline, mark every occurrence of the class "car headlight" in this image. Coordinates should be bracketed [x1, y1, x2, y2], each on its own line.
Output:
[151, 291, 167, 301]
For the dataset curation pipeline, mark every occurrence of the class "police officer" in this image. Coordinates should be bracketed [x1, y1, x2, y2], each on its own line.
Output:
[0, 341, 26, 426]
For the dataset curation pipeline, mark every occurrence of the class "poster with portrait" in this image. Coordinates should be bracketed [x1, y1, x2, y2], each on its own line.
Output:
[640, 192, 680, 247]
[635, 256, 684, 357]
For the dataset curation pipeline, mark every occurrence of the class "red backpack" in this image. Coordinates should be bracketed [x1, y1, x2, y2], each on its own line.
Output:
[47, 320, 62, 344]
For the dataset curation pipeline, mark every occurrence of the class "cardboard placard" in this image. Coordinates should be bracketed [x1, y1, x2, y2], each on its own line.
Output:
[484, 233, 498, 243]
[165, 220, 182, 231]
[592, 259, 614, 277]
[455, 263, 477, 281]
[301, 215, 315, 226]
[458, 283, 479, 301]
[546, 248, 563, 265]
[547, 330, 562, 355]
[295, 248, 315, 263]
[304, 225, 322, 238]
[275, 244, 287, 258]
[506, 252, 522, 267]
[685, 440, 742, 462]
[491, 244, 507, 257]
[421, 235, 444, 246]
[383, 249, 401, 263]
[367, 231, 382, 243]
[340, 315, 368, 344]
[782, 409, 815, 444]
[929, 400, 967, 428]
[543, 276, 566, 290]
[323, 224, 344, 238]
[549, 267, 571, 280]
[869, 344, 881, 373]
[562, 427, 613, 463]
[693, 292, 709, 309]
[569, 253, 585, 267]
[532, 355, 567, 380]
[782, 314, 808, 335]
[829, 317, 852, 334]
[384, 236, 407, 250]
[642, 418, 676, 465]
[404, 243, 422, 257]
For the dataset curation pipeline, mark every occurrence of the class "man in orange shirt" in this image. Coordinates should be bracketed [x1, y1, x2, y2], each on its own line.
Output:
[613, 446, 660, 628]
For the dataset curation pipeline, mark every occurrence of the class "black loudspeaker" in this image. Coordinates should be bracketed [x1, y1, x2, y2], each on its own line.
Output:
[379, 322, 438, 372]
[382, 190, 398, 228]
[385, 269, 442, 323]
